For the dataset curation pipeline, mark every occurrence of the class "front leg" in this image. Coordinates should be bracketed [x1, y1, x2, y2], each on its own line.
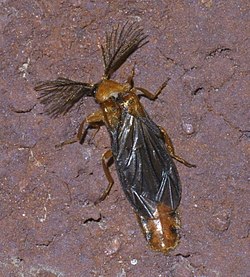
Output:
[56, 109, 105, 148]
[126, 63, 136, 88]
[135, 78, 170, 101]
[77, 109, 105, 144]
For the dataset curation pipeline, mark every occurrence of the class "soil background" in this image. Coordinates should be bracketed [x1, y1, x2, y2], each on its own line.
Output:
[1, 1, 249, 276]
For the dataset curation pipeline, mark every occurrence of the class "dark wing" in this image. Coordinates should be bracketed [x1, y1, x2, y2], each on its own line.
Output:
[111, 112, 181, 219]
[35, 78, 96, 117]
[101, 22, 149, 79]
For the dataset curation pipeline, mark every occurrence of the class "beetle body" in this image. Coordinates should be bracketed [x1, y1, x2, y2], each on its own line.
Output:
[35, 22, 195, 254]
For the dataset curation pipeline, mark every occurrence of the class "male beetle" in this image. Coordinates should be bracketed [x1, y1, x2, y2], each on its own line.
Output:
[35, 22, 195, 253]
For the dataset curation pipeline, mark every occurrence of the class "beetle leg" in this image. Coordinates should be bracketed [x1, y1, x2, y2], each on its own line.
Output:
[126, 63, 136, 88]
[78, 122, 101, 145]
[55, 137, 78, 149]
[135, 78, 170, 100]
[77, 109, 104, 144]
[88, 125, 101, 142]
[56, 110, 104, 148]
[95, 149, 114, 204]
[159, 126, 196, 168]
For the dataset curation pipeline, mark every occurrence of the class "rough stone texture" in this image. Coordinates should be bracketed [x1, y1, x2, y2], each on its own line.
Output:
[1, 1, 249, 276]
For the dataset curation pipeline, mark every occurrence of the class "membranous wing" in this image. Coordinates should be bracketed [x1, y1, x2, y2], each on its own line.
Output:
[112, 112, 181, 218]
[35, 78, 95, 117]
[101, 22, 148, 79]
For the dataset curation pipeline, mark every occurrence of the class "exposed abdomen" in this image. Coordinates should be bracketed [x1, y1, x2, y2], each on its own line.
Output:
[136, 203, 180, 253]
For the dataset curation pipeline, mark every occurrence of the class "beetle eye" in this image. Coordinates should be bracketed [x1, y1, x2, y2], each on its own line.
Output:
[110, 92, 123, 102]
[110, 95, 116, 101]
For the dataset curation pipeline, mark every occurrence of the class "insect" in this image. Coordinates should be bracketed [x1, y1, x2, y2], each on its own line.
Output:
[35, 22, 196, 254]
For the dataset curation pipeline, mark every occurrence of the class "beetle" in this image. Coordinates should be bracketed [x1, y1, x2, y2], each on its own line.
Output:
[35, 22, 196, 254]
